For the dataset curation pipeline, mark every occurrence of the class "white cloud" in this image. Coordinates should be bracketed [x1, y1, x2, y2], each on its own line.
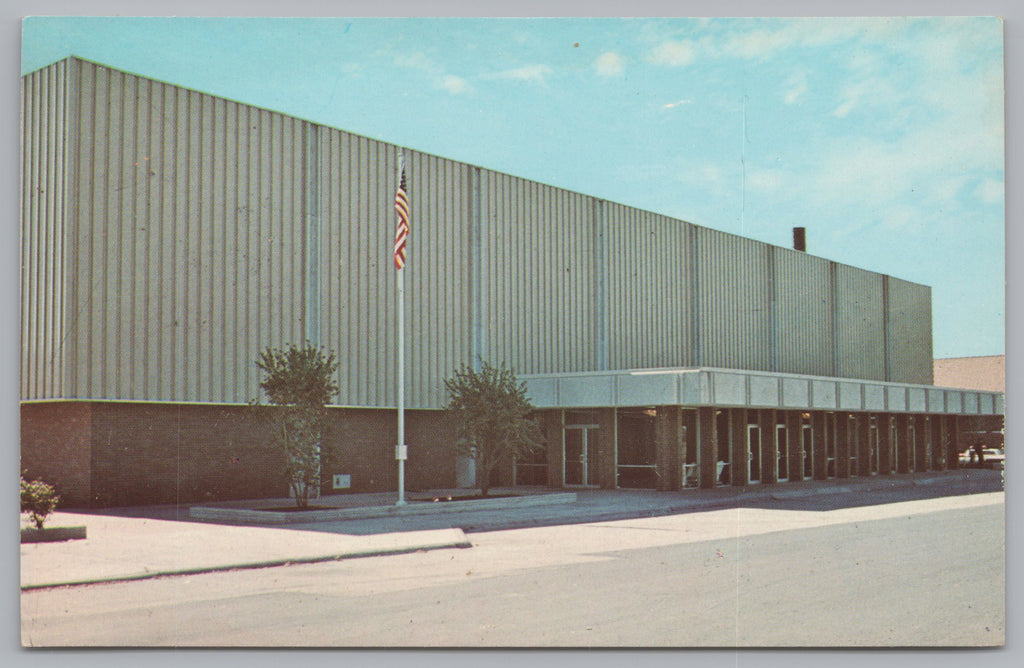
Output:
[595, 51, 624, 77]
[716, 18, 901, 61]
[832, 99, 856, 118]
[783, 72, 807, 105]
[394, 52, 436, 72]
[394, 51, 471, 94]
[650, 40, 695, 67]
[974, 179, 1004, 205]
[440, 75, 469, 94]
[662, 99, 692, 109]
[746, 168, 789, 192]
[481, 64, 553, 84]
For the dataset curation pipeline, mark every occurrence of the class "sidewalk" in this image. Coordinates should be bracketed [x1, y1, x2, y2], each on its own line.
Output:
[20, 468, 1003, 591]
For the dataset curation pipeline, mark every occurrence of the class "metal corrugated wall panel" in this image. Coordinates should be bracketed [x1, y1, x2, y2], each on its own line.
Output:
[23, 58, 938, 407]
[320, 131, 472, 408]
[835, 264, 886, 380]
[697, 228, 773, 371]
[404, 151, 472, 407]
[69, 60, 307, 403]
[21, 61, 69, 400]
[886, 277, 934, 384]
[605, 203, 692, 369]
[774, 249, 833, 376]
[483, 173, 595, 375]
[322, 132, 390, 407]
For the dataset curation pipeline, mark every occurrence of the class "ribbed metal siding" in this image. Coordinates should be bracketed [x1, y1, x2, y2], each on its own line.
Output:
[774, 249, 833, 376]
[696, 227, 772, 371]
[483, 173, 594, 375]
[605, 203, 692, 369]
[21, 61, 69, 400]
[320, 131, 472, 408]
[886, 277, 933, 384]
[23, 57, 936, 407]
[69, 60, 307, 403]
[835, 265, 885, 380]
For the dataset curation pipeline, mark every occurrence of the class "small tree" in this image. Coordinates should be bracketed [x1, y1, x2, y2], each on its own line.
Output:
[255, 343, 339, 508]
[444, 360, 545, 496]
[21, 476, 60, 529]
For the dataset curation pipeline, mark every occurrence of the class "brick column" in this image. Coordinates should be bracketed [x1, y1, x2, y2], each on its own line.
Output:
[812, 412, 828, 480]
[931, 415, 945, 470]
[947, 415, 960, 470]
[857, 413, 872, 476]
[681, 410, 697, 488]
[896, 414, 911, 473]
[760, 409, 778, 484]
[698, 407, 717, 490]
[915, 416, 930, 472]
[541, 411, 563, 487]
[596, 408, 617, 489]
[787, 411, 804, 482]
[730, 408, 749, 487]
[654, 406, 681, 491]
[835, 412, 850, 479]
[877, 414, 892, 475]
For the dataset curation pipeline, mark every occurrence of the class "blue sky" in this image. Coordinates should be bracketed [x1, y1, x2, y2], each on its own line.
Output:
[21, 16, 1005, 359]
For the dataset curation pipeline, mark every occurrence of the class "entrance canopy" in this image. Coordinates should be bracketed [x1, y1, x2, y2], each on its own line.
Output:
[522, 367, 1003, 417]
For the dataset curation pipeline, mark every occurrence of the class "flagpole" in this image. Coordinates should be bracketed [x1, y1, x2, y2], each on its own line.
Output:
[395, 152, 407, 506]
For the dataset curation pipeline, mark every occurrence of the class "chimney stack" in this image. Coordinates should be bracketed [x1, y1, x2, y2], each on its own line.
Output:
[793, 227, 806, 252]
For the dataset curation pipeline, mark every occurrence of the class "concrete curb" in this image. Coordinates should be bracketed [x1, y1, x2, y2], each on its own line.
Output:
[189, 491, 578, 525]
[21, 528, 472, 591]
[20, 526, 88, 543]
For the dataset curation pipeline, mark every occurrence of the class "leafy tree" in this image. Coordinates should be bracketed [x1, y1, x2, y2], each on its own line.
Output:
[255, 343, 339, 508]
[444, 360, 545, 496]
[21, 476, 60, 529]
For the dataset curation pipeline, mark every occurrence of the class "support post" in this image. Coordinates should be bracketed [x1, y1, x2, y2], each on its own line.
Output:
[947, 415, 960, 471]
[836, 412, 850, 479]
[916, 416, 930, 472]
[787, 411, 804, 482]
[857, 413, 872, 476]
[730, 408, 749, 487]
[877, 414, 892, 475]
[812, 412, 828, 481]
[760, 409, 778, 484]
[698, 407, 717, 490]
[896, 414, 911, 474]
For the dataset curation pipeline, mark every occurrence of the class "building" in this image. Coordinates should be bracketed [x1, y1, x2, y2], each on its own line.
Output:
[934, 355, 1005, 393]
[20, 57, 1005, 507]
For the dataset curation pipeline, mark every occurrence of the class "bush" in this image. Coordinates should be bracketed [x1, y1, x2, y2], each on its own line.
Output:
[21, 476, 60, 529]
[444, 360, 544, 496]
[255, 343, 339, 508]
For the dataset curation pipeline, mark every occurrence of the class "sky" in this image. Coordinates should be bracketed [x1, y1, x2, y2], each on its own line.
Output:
[20, 15, 1006, 359]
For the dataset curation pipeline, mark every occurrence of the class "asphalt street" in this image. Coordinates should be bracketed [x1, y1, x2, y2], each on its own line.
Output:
[20, 491, 1004, 647]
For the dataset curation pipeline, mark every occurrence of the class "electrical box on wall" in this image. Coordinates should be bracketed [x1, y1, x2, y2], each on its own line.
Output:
[332, 474, 351, 490]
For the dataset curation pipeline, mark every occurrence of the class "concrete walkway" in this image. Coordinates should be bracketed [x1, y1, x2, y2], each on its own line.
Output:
[20, 468, 1002, 591]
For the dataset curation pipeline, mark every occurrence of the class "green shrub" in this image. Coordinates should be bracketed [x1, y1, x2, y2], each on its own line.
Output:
[255, 343, 339, 508]
[21, 477, 61, 529]
[444, 360, 544, 496]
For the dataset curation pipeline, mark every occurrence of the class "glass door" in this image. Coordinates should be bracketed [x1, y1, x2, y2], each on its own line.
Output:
[802, 424, 814, 479]
[748, 424, 761, 483]
[564, 424, 598, 486]
[776, 424, 788, 481]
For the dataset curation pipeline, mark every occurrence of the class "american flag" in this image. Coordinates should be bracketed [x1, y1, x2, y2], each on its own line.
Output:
[393, 166, 410, 270]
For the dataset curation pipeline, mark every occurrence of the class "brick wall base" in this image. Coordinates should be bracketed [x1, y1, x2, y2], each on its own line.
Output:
[21, 402, 460, 508]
